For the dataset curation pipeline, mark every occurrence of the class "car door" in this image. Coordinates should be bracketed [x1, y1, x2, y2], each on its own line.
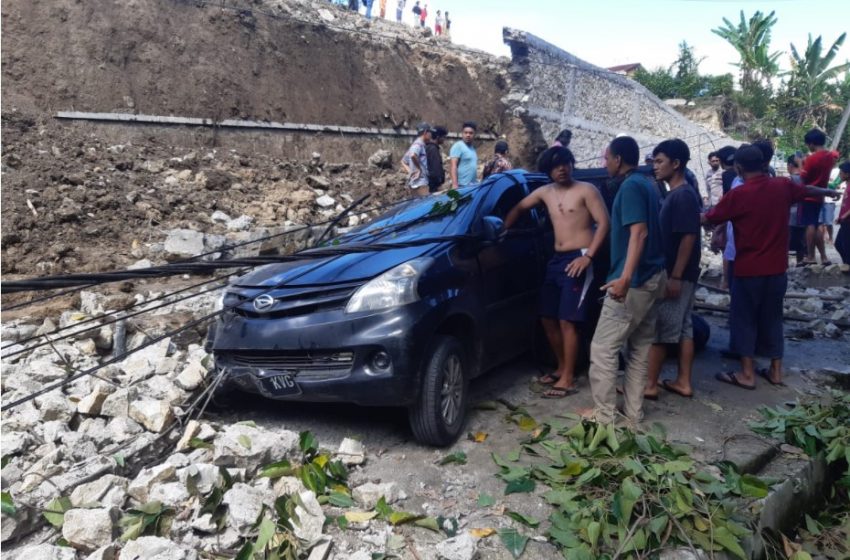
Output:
[475, 178, 545, 369]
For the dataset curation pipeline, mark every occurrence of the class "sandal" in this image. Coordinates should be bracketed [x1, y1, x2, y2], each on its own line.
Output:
[535, 373, 560, 386]
[757, 368, 786, 387]
[661, 379, 693, 398]
[542, 386, 579, 399]
[715, 371, 756, 391]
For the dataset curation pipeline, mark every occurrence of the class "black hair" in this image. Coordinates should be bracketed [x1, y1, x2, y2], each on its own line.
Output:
[538, 147, 575, 175]
[652, 139, 691, 169]
[804, 128, 827, 146]
[715, 145, 737, 166]
[432, 126, 448, 138]
[555, 129, 572, 146]
[494, 140, 509, 154]
[461, 121, 477, 131]
[839, 161, 850, 174]
[608, 136, 640, 167]
[708, 151, 717, 160]
[734, 146, 765, 173]
[786, 154, 799, 167]
[752, 138, 774, 164]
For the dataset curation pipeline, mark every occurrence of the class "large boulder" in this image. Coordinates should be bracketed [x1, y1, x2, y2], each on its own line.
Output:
[212, 424, 299, 470]
[62, 508, 115, 552]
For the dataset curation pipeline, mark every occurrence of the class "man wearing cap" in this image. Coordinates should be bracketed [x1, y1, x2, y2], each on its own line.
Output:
[504, 147, 610, 399]
[402, 123, 432, 197]
[426, 126, 448, 193]
[482, 140, 513, 179]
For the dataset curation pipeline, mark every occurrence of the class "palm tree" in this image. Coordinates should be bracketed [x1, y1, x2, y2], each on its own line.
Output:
[787, 33, 850, 114]
[712, 10, 781, 92]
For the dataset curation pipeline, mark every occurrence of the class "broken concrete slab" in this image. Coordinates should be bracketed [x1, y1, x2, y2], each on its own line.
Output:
[174, 360, 207, 391]
[223, 483, 267, 535]
[61, 507, 115, 552]
[352, 481, 400, 509]
[435, 532, 478, 560]
[337, 438, 366, 466]
[118, 536, 199, 559]
[212, 423, 299, 470]
[4, 544, 76, 560]
[129, 398, 175, 433]
[292, 490, 325, 543]
[70, 474, 129, 508]
[128, 464, 177, 502]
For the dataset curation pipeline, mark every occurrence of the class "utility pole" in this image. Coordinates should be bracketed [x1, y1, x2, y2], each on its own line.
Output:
[830, 97, 850, 151]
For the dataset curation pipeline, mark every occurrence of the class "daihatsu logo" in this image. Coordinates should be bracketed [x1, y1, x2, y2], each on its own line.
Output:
[253, 294, 275, 312]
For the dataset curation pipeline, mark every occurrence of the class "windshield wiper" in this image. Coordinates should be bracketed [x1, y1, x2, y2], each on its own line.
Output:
[314, 193, 371, 247]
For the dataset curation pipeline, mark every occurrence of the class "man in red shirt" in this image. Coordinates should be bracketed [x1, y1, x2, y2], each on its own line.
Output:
[703, 146, 838, 389]
[799, 128, 839, 265]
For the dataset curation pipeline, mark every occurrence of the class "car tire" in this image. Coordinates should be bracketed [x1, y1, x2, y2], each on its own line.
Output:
[408, 335, 469, 446]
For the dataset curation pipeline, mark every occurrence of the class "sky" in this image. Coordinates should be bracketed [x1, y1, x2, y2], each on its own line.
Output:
[396, 0, 850, 77]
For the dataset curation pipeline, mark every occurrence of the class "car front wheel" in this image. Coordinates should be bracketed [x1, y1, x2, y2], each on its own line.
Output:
[408, 335, 469, 446]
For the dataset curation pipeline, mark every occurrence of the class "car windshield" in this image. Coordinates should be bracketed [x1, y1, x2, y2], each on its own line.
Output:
[334, 187, 478, 243]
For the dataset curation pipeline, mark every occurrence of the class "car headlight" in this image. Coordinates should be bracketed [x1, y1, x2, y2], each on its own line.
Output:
[345, 257, 433, 314]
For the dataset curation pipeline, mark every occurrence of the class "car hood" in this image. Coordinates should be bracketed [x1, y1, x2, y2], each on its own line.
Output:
[234, 239, 440, 288]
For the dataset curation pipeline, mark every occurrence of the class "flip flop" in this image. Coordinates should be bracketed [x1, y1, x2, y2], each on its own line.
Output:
[715, 371, 756, 391]
[821, 261, 833, 266]
[757, 368, 786, 387]
[535, 373, 560, 386]
[617, 385, 658, 401]
[542, 386, 579, 399]
[661, 379, 693, 398]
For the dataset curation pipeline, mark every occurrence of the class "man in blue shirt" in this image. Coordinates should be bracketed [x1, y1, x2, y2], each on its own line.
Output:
[582, 136, 667, 425]
[449, 121, 478, 188]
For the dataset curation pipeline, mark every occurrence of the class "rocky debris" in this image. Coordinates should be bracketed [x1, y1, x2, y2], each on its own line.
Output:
[78, 384, 115, 416]
[435, 532, 478, 560]
[306, 175, 331, 190]
[337, 438, 366, 466]
[163, 229, 206, 256]
[316, 194, 336, 208]
[175, 420, 216, 451]
[352, 481, 400, 509]
[149, 481, 190, 507]
[5, 544, 77, 560]
[174, 360, 207, 391]
[70, 475, 129, 508]
[129, 398, 175, 433]
[367, 149, 393, 169]
[177, 463, 222, 495]
[293, 490, 325, 543]
[1, 431, 31, 456]
[222, 483, 268, 535]
[212, 423, 300, 470]
[226, 214, 254, 231]
[85, 544, 118, 560]
[118, 536, 198, 560]
[62, 508, 115, 552]
[128, 464, 177, 502]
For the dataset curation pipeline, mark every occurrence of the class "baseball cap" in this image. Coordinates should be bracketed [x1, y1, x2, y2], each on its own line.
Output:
[416, 122, 432, 134]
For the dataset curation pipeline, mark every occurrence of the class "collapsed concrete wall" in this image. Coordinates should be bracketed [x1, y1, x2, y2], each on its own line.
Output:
[502, 28, 730, 180]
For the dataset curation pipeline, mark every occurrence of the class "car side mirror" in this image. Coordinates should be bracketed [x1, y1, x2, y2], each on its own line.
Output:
[481, 216, 505, 243]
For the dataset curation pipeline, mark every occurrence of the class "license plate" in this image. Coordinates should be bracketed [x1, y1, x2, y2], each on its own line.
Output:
[259, 374, 301, 396]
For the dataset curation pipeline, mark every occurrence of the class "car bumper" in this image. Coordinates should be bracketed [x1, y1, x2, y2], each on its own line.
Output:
[211, 300, 442, 406]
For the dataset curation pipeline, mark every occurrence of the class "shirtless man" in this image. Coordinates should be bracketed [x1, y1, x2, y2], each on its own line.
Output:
[504, 147, 610, 398]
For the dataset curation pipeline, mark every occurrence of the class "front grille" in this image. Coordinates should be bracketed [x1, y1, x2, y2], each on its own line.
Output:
[219, 351, 354, 380]
[229, 285, 359, 319]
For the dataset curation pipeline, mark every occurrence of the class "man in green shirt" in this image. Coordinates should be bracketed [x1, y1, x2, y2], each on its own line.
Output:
[581, 136, 667, 425]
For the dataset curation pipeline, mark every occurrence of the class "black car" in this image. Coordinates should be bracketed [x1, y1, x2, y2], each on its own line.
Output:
[209, 168, 708, 445]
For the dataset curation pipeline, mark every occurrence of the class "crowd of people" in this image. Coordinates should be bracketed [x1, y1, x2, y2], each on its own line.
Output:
[401, 121, 513, 196]
[332, 0, 452, 37]
[407, 123, 847, 426]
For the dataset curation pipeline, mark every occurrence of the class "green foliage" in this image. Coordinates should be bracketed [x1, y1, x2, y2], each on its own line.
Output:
[119, 501, 174, 541]
[1, 491, 16, 518]
[437, 451, 467, 466]
[712, 10, 781, 92]
[43, 496, 73, 528]
[493, 417, 762, 558]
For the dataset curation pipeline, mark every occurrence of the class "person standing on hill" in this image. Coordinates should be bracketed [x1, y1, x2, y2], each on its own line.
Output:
[444, 11, 451, 38]
[419, 3, 428, 27]
[434, 10, 444, 35]
[703, 151, 720, 205]
[835, 161, 850, 267]
[396, 0, 405, 22]
[379, 0, 387, 18]
[449, 121, 478, 188]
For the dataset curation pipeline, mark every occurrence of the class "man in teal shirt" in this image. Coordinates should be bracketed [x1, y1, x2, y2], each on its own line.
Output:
[581, 136, 667, 425]
[449, 121, 478, 188]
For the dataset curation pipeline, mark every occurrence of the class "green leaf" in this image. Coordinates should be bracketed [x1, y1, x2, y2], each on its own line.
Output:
[188, 438, 213, 449]
[113, 453, 126, 467]
[299, 431, 318, 458]
[663, 460, 693, 473]
[498, 528, 529, 559]
[234, 541, 255, 560]
[804, 513, 821, 535]
[1, 455, 11, 469]
[438, 515, 460, 537]
[259, 460, 293, 479]
[375, 496, 393, 518]
[255, 517, 276, 550]
[237, 435, 252, 450]
[713, 525, 747, 559]
[504, 477, 535, 495]
[119, 516, 145, 542]
[413, 516, 440, 532]
[328, 492, 354, 508]
[43, 496, 72, 527]
[789, 552, 813, 560]
[1, 491, 17, 518]
[437, 451, 467, 466]
[739, 474, 769, 498]
[387, 511, 422, 525]
[477, 493, 495, 507]
[587, 520, 601, 551]
[506, 510, 540, 528]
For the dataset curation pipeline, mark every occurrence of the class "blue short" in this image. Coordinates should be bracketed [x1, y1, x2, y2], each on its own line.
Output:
[729, 273, 787, 359]
[539, 250, 593, 323]
[800, 201, 823, 227]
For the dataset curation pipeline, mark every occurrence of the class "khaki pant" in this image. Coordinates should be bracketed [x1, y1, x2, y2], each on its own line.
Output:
[589, 270, 667, 424]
